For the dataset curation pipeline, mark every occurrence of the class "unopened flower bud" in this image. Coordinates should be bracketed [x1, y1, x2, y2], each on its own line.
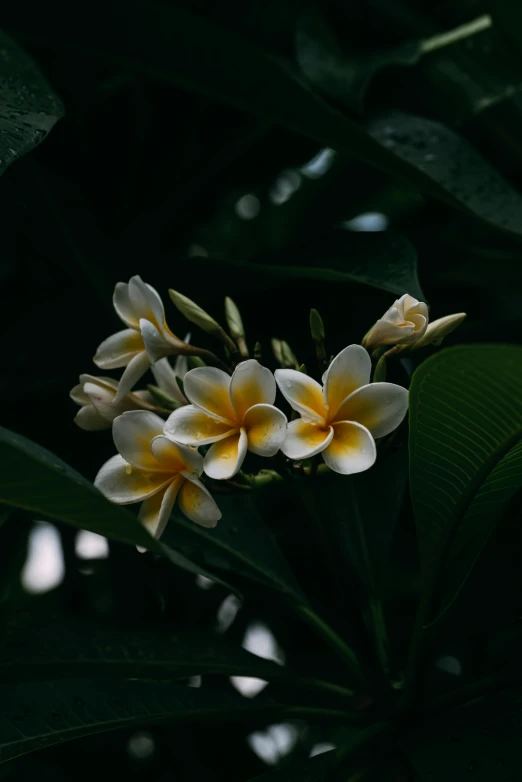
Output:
[169, 289, 222, 336]
[309, 309, 325, 343]
[410, 313, 466, 351]
[225, 297, 245, 341]
[187, 355, 207, 369]
[363, 294, 429, 350]
[281, 340, 298, 369]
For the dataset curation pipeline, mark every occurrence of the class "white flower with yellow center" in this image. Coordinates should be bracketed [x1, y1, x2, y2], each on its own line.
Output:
[95, 411, 221, 539]
[94, 275, 191, 402]
[363, 294, 429, 350]
[70, 374, 158, 431]
[275, 345, 408, 475]
[164, 360, 287, 480]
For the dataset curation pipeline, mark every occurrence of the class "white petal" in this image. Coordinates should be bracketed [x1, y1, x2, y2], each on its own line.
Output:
[183, 367, 236, 424]
[94, 454, 172, 503]
[70, 383, 90, 406]
[114, 351, 151, 402]
[113, 282, 139, 329]
[164, 405, 237, 446]
[151, 357, 187, 404]
[83, 381, 118, 421]
[322, 421, 376, 475]
[280, 419, 333, 460]
[151, 434, 203, 475]
[323, 345, 371, 420]
[204, 429, 248, 479]
[243, 403, 287, 457]
[335, 382, 408, 438]
[178, 476, 222, 527]
[365, 317, 415, 349]
[274, 370, 325, 423]
[230, 360, 276, 421]
[140, 319, 176, 364]
[94, 329, 144, 370]
[113, 410, 166, 471]
[138, 476, 183, 540]
[128, 275, 165, 329]
[74, 405, 110, 431]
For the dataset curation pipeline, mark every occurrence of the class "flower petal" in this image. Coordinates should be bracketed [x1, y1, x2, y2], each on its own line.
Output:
[280, 419, 333, 460]
[322, 421, 376, 475]
[230, 360, 276, 421]
[183, 367, 236, 424]
[113, 282, 139, 329]
[274, 370, 325, 423]
[94, 329, 144, 369]
[152, 357, 187, 405]
[128, 275, 165, 330]
[83, 381, 118, 421]
[164, 405, 237, 446]
[365, 317, 415, 348]
[151, 434, 203, 475]
[70, 383, 90, 406]
[112, 410, 166, 471]
[335, 382, 408, 438]
[323, 345, 371, 420]
[243, 403, 287, 457]
[204, 429, 248, 479]
[94, 454, 172, 503]
[140, 319, 177, 364]
[114, 351, 151, 402]
[138, 476, 183, 540]
[74, 404, 110, 431]
[178, 476, 222, 528]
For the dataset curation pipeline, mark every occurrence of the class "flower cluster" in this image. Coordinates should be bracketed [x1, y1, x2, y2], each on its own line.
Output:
[72, 278, 465, 543]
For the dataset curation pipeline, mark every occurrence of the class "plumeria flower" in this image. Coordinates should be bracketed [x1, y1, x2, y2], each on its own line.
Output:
[94, 276, 192, 402]
[70, 374, 158, 431]
[164, 360, 287, 479]
[275, 345, 408, 475]
[363, 294, 428, 350]
[95, 411, 221, 540]
[409, 312, 466, 351]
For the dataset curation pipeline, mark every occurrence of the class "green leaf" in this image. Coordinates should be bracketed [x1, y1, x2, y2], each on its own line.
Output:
[198, 229, 423, 299]
[8, 2, 522, 239]
[409, 344, 522, 623]
[296, 4, 420, 113]
[165, 493, 306, 604]
[435, 438, 522, 624]
[249, 750, 337, 781]
[0, 426, 233, 589]
[0, 30, 63, 176]
[0, 614, 288, 685]
[0, 679, 349, 764]
[402, 683, 522, 781]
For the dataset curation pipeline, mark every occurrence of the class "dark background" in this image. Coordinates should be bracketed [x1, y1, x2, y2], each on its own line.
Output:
[2, 0, 522, 779]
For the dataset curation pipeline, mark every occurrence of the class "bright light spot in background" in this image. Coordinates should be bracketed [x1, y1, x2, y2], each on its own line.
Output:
[188, 243, 209, 257]
[195, 574, 216, 590]
[436, 655, 462, 676]
[269, 171, 302, 205]
[300, 148, 336, 179]
[21, 522, 65, 594]
[231, 622, 285, 698]
[217, 594, 242, 633]
[310, 742, 336, 757]
[248, 723, 300, 765]
[187, 675, 202, 688]
[75, 530, 109, 560]
[127, 731, 155, 760]
[344, 212, 389, 232]
[235, 194, 261, 220]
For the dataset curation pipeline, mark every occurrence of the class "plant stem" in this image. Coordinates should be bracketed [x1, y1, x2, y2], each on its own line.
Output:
[421, 14, 491, 55]
[294, 603, 362, 683]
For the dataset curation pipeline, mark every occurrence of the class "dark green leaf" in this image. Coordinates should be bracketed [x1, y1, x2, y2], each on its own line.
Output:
[403, 682, 522, 781]
[0, 426, 233, 589]
[9, 2, 522, 239]
[249, 749, 337, 781]
[0, 679, 347, 763]
[409, 345, 522, 622]
[165, 493, 306, 604]
[296, 5, 420, 113]
[436, 438, 522, 624]
[0, 30, 63, 177]
[198, 229, 423, 299]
